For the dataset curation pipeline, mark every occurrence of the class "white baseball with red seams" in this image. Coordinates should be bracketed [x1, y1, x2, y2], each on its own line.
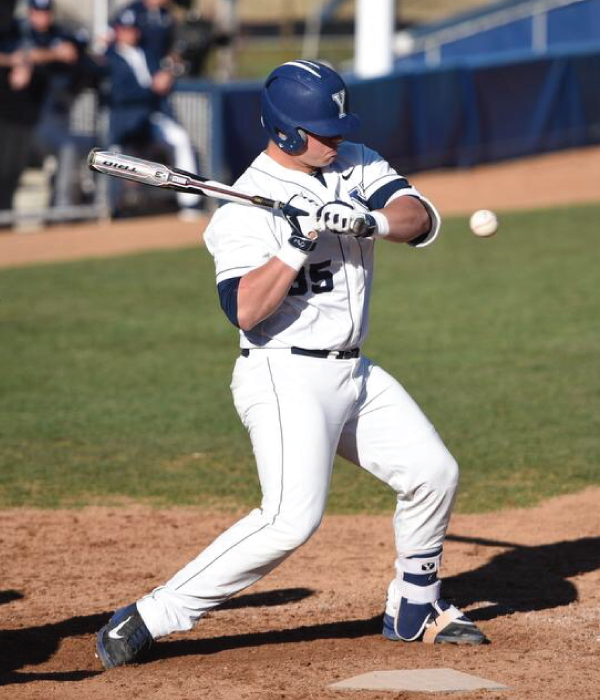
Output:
[134, 142, 464, 639]
[469, 209, 498, 237]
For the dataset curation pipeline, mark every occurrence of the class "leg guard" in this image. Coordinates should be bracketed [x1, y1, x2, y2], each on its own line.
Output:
[383, 549, 442, 641]
[382, 549, 488, 645]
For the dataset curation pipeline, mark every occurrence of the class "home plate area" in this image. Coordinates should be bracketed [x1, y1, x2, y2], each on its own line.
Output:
[329, 668, 509, 692]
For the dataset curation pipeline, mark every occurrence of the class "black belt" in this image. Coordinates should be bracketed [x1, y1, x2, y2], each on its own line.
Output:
[241, 347, 360, 360]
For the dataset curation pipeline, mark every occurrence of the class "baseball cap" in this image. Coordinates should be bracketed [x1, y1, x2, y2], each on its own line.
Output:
[29, 0, 54, 10]
[110, 8, 141, 28]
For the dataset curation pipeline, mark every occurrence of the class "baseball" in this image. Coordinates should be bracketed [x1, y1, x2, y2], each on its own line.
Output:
[469, 209, 498, 237]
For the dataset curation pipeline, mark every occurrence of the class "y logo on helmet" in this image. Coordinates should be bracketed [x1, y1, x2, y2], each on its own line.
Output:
[332, 90, 347, 119]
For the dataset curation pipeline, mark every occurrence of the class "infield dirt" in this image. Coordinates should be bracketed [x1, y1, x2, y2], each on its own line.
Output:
[1, 489, 599, 699]
[1, 147, 599, 698]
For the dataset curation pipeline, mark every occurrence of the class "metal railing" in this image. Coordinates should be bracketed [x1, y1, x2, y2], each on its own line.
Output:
[402, 0, 591, 66]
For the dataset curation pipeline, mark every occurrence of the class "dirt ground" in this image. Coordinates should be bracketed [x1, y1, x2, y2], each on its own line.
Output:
[1, 490, 599, 699]
[1, 147, 599, 698]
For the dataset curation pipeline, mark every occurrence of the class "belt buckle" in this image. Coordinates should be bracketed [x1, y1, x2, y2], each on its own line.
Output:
[327, 350, 341, 360]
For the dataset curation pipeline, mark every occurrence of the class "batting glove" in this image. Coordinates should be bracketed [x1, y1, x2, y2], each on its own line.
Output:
[277, 194, 319, 271]
[316, 200, 376, 237]
[284, 193, 319, 249]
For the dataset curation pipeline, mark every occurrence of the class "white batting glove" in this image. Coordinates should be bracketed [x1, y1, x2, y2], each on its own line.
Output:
[277, 194, 320, 270]
[284, 193, 319, 246]
[316, 200, 382, 237]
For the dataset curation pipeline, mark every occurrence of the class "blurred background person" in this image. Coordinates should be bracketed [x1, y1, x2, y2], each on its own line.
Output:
[102, 7, 200, 218]
[0, 0, 96, 222]
[121, 0, 177, 67]
[119, 0, 226, 79]
[0, 6, 24, 224]
[0, 1, 61, 223]
[22, 0, 104, 211]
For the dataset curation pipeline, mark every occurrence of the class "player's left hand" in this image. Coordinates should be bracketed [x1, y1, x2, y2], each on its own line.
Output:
[316, 201, 376, 237]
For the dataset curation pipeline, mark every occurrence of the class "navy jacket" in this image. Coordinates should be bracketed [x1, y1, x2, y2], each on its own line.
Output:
[122, 1, 175, 65]
[104, 43, 171, 144]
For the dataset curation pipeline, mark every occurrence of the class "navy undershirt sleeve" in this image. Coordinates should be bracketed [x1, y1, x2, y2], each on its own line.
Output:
[217, 277, 242, 328]
[366, 178, 410, 211]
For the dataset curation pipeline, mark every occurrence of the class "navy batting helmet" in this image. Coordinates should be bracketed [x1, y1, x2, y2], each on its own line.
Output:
[261, 60, 360, 154]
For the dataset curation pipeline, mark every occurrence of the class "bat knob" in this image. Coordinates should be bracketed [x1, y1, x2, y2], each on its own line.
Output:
[352, 217, 368, 236]
[87, 148, 101, 171]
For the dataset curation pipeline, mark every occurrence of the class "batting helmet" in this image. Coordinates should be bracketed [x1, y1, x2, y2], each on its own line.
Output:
[260, 60, 360, 154]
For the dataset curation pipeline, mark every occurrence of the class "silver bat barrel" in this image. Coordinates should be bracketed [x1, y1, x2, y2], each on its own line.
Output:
[87, 148, 307, 216]
[88, 149, 173, 188]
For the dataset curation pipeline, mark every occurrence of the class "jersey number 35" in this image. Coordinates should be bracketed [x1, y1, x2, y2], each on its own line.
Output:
[289, 260, 333, 296]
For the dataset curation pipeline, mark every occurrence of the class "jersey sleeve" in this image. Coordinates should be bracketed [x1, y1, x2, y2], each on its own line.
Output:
[360, 145, 441, 248]
[203, 202, 282, 283]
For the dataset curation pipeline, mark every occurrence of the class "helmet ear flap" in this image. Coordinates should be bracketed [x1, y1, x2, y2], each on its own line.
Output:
[296, 128, 307, 149]
[283, 127, 307, 154]
[261, 98, 304, 154]
[272, 126, 307, 155]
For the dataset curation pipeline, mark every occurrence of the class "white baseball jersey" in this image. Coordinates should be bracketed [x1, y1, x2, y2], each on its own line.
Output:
[204, 142, 440, 350]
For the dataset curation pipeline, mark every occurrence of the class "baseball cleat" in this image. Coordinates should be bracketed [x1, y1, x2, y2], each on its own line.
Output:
[96, 603, 153, 669]
[383, 598, 488, 645]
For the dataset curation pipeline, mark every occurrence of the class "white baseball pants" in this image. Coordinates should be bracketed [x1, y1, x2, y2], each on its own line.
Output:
[137, 350, 459, 639]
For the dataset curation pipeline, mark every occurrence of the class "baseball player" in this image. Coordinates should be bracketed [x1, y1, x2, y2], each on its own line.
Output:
[96, 59, 487, 670]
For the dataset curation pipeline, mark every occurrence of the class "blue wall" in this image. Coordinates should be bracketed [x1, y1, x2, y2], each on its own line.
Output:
[396, 0, 600, 68]
[204, 45, 600, 182]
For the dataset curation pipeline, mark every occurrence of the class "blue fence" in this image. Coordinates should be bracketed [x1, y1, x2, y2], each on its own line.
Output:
[201, 44, 600, 183]
[397, 0, 600, 68]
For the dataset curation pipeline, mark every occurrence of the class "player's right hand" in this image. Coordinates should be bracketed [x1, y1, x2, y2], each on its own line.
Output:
[284, 194, 319, 252]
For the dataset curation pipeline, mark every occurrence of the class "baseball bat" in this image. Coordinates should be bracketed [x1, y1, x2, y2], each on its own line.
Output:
[87, 149, 369, 235]
[87, 148, 310, 218]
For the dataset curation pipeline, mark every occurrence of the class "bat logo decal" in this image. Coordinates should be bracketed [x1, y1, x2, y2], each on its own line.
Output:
[104, 160, 138, 173]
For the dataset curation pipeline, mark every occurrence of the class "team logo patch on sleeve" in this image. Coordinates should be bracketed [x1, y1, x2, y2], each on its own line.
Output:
[349, 185, 369, 210]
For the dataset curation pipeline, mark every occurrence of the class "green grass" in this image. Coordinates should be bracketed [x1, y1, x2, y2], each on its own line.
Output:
[1, 203, 599, 511]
